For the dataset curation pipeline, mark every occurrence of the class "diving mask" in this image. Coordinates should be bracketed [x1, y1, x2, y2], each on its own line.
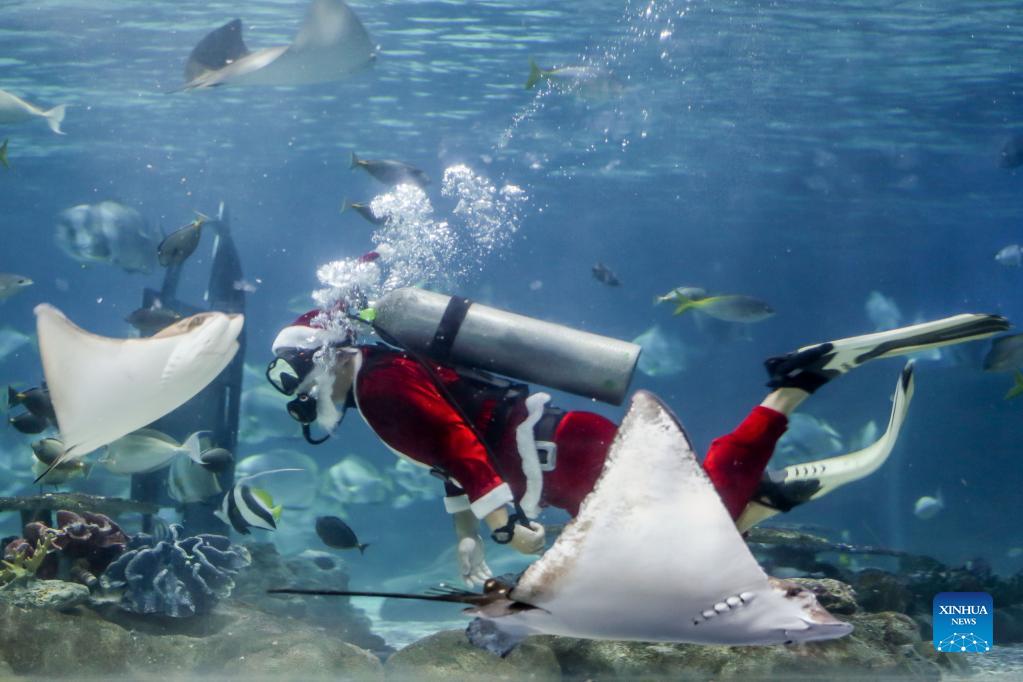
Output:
[266, 348, 317, 396]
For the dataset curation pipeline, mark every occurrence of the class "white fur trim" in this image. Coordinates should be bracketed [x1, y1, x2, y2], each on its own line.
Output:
[272, 325, 331, 354]
[443, 495, 471, 513]
[516, 392, 550, 519]
[470, 483, 513, 519]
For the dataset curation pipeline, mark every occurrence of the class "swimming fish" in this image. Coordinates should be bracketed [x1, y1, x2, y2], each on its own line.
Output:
[0, 88, 66, 135]
[321, 455, 391, 505]
[657, 288, 775, 323]
[9, 412, 50, 435]
[178, 0, 374, 90]
[315, 515, 368, 553]
[999, 135, 1023, 169]
[0, 139, 8, 168]
[158, 214, 207, 268]
[983, 334, 1023, 372]
[31, 438, 89, 485]
[350, 152, 430, 188]
[913, 491, 944, 520]
[341, 199, 386, 225]
[631, 325, 686, 377]
[8, 386, 54, 420]
[1004, 370, 1023, 400]
[125, 301, 183, 336]
[33, 304, 243, 481]
[215, 468, 302, 534]
[199, 448, 234, 473]
[55, 201, 160, 274]
[273, 391, 852, 652]
[591, 262, 621, 287]
[995, 244, 1022, 267]
[864, 291, 902, 330]
[167, 456, 223, 504]
[0, 327, 32, 362]
[524, 60, 622, 99]
[99, 429, 205, 475]
[0, 273, 32, 302]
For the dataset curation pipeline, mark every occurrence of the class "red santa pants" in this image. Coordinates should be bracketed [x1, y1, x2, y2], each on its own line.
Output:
[541, 405, 788, 518]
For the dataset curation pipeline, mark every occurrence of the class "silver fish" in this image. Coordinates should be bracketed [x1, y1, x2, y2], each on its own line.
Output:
[100, 429, 204, 475]
[0, 273, 32, 302]
[995, 244, 1022, 267]
[158, 214, 207, 268]
[983, 334, 1023, 372]
[350, 152, 430, 188]
[55, 201, 160, 274]
[0, 88, 66, 134]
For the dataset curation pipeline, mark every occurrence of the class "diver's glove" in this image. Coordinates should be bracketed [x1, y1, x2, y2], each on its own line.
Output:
[458, 536, 493, 589]
[507, 521, 546, 555]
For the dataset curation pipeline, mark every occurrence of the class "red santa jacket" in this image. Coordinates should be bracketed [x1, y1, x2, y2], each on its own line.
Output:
[350, 345, 519, 519]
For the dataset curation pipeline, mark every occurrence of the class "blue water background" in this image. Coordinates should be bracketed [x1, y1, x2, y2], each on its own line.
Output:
[1, 0, 1021, 587]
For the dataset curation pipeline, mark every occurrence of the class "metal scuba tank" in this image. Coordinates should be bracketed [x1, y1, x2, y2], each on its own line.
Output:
[371, 288, 640, 405]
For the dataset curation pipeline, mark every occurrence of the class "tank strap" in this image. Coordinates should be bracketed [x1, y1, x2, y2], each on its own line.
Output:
[426, 296, 473, 362]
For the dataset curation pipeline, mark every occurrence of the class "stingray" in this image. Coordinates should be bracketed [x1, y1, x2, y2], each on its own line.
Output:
[33, 304, 243, 479]
[178, 0, 375, 91]
[273, 390, 852, 654]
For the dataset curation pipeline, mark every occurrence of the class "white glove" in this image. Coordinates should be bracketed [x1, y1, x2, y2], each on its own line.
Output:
[509, 521, 546, 555]
[458, 535, 493, 588]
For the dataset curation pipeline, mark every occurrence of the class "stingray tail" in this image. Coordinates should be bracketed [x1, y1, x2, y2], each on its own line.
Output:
[44, 105, 67, 135]
[269, 587, 475, 604]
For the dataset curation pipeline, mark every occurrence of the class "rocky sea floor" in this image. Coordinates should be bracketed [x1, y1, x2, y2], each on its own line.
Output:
[2, 526, 1023, 680]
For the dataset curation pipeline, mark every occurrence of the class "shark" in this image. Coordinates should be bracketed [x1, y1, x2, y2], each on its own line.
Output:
[179, 0, 375, 90]
[272, 390, 853, 655]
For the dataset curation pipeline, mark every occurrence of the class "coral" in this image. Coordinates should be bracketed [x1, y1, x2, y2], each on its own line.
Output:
[100, 524, 251, 618]
[0, 536, 53, 586]
[3, 510, 128, 588]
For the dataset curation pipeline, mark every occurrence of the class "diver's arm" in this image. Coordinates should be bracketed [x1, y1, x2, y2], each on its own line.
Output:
[453, 509, 492, 588]
[484, 507, 546, 555]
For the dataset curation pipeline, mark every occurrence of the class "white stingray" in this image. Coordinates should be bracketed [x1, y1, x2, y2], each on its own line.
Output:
[179, 0, 375, 90]
[34, 304, 243, 470]
[484, 391, 853, 646]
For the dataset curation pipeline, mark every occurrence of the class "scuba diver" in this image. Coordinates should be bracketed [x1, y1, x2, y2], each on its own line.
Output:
[266, 288, 1006, 587]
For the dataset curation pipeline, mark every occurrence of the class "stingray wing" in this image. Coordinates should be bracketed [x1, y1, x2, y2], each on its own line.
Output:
[184, 18, 251, 82]
[180, 0, 374, 90]
[35, 304, 242, 461]
[509, 390, 850, 644]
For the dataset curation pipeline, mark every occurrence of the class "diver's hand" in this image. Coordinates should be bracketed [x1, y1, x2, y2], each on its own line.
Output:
[509, 521, 545, 555]
[458, 536, 493, 588]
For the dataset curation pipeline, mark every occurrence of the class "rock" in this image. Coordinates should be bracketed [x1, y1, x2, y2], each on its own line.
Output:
[0, 579, 89, 610]
[543, 611, 967, 680]
[232, 542, 389, 656]
[853, 569, 912, 613]
[789, 577, 859, 615]
[0, 600, 383, 679]
[385, 629, 561, 681]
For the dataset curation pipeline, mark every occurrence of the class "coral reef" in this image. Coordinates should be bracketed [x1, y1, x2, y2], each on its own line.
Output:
[0, 536, 52, 586]
[101, 524, 250, 617]
[3, 510, 128, 588]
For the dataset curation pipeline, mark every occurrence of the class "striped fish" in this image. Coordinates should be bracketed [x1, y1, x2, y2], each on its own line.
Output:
[215, 468, 301, 534]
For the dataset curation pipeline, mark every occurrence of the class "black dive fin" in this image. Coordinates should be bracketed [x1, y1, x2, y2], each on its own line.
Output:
[185, 19, 251, 82]
[466, 618, 527, 658]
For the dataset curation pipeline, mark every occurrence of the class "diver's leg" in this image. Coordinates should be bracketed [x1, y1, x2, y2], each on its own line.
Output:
[702, 402, 791, 521]
[736, 361, 916, 532]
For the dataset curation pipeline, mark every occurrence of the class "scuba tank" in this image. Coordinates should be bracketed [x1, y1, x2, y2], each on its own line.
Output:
[371, 288, 640, 405]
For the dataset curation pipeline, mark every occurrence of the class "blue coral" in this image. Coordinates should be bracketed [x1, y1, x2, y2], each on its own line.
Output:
[100, 524, 251, 617]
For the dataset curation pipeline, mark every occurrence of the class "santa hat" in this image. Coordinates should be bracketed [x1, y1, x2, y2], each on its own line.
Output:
[271, 306, 354, 355]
